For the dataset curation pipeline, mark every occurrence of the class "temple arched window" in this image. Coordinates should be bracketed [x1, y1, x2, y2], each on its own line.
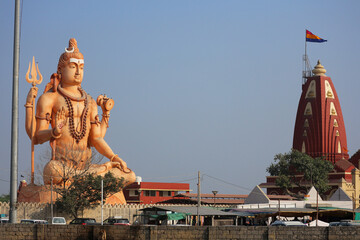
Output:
[337, 141, 341, 153]
[330, 102, 337, 116]
[304, 102, 312, 115]
[306, 80, 316, 99]
[325, 80, 334, 99]
[302, 142, 306, 153]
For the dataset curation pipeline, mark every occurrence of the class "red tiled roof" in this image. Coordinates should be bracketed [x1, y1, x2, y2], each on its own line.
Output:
[349, 149, 360, 168]
[334, 159, 355, 172]
[124, 182, 190, 191]
[176, 193, 248, 199]
[159, 198, 244, 205]
[176, 193, 293, 201]
[200, 199, 245, 204]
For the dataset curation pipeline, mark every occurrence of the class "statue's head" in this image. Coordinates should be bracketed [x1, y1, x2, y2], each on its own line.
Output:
[57, 38, 84, 71]
[44, 38, 85, 93]
[57, 38, 84, 86]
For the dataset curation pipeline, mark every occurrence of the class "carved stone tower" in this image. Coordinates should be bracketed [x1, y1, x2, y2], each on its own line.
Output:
[293, 60, 349, 163]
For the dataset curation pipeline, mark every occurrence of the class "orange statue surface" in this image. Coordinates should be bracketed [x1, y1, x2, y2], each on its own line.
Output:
[20, 39, 135, 204]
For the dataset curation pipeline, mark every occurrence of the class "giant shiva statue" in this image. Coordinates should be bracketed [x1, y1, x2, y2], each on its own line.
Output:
[24, 38, 135, 191]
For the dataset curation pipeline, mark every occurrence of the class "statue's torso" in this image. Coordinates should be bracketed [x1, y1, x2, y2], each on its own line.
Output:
[46, 90, 94, 161]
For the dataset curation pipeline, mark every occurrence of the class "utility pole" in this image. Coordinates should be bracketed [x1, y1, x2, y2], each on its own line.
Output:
[51, 177, 53, 220]
[197, 171, 201, 226]
[10, 0, 21, 223]
[212, 190, 218, 207]
[278, 199, 280, 220]
[352, 193, 355, 220]
[101, 179, 104, 225]
[316, 190, 319, 227]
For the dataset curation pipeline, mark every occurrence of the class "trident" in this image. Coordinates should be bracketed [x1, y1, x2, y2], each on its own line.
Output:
[25, 56, 43, 184]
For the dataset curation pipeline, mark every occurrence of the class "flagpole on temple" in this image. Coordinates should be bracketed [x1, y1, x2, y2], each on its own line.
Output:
[303, 29, 327, 84]
[305, 30, 307, 60]
[303, 30, 309, 84]
[303, 30, 314, 85]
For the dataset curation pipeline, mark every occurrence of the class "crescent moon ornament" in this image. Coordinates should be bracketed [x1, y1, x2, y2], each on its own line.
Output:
[65, 47, 75, 53]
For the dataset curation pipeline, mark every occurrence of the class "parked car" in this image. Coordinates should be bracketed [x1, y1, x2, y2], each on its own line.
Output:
[270, 220, 307, 226]
[103, 217, 130, 226]
[0, 214, 9, 224]
[21, 219, 48, 224]
[47, 217, 66, 225]
[329, 222, 341, 226]
[0, 218, 9, 224]
[338, 220, 360, 226]
[69, 218, 99, 225]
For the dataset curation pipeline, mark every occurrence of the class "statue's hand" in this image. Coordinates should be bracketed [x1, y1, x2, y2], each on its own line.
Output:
[103, 161, 121, 171]
[26, 87, 38, 104]
[54, 106, 67, 135]
[97, 94, 114, 114]
[111, 156, 132, 173]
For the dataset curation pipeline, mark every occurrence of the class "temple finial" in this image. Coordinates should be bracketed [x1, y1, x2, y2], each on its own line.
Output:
[312, 60, 327, 76]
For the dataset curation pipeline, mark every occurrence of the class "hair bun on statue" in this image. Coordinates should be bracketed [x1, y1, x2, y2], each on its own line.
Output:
[65, 38, 79, 53]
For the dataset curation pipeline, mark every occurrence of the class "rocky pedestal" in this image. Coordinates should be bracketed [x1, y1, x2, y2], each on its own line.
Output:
[17, 181, 126, 204]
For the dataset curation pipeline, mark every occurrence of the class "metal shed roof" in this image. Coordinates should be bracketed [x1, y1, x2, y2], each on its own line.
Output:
[141, 206, 237, 216]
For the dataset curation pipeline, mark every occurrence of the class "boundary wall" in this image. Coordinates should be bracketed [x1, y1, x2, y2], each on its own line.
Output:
[0, 225, 360, 240]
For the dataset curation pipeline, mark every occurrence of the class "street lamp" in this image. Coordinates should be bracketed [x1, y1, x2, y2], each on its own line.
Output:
[212, 191, 218, 207]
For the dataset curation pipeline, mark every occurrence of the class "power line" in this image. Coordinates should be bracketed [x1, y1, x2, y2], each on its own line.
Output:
[173, 177, 198, 183]
[142, 172, 199, 181]
[202, 174, 253, 192]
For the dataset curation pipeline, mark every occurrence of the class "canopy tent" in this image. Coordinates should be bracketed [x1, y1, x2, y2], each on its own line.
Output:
[309, 220, 329, 226]
[151, 212, 189, 221]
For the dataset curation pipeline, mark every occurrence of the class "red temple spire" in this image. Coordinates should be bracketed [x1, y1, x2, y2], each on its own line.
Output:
[293, 60, 349, 163]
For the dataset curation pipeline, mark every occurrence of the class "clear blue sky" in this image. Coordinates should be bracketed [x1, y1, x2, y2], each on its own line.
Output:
[1, 0, 360, 195]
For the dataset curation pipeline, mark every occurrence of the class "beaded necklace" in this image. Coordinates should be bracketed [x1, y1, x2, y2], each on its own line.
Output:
[58, 85, 89, 143]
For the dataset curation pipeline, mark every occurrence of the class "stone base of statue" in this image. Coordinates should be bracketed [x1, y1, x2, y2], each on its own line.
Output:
[17, 182, 59, 203]
[17, 180, 127, 204]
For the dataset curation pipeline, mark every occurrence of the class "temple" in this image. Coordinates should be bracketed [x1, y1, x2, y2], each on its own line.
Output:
[261, 61, 360, 206]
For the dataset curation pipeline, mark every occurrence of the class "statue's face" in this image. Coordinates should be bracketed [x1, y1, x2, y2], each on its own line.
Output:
[60, 58, 84, 86]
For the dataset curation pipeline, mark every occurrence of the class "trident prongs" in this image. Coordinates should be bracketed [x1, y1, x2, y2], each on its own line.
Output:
[26, 56, 43, 87]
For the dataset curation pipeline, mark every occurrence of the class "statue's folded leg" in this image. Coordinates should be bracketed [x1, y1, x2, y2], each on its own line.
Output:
[44, 159, 136, 188]
[43, 160, 68, 185]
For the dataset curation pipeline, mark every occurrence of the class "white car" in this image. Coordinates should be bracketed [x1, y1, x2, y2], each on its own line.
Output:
[50, 217, 66, 225]
[271, 220, 307, 226]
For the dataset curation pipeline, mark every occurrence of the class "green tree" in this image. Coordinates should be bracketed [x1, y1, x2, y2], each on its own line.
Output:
[55, 172, 124, 218]
[266, 149, 334, 198]
[0, 194, 10, 202]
